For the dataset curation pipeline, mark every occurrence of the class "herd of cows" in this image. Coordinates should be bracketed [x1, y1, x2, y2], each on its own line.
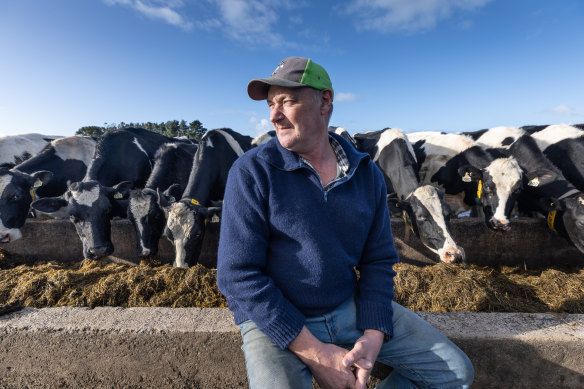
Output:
[0, 123, 583, 267]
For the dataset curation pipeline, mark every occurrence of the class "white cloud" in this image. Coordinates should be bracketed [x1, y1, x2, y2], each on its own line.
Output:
[104, 0, 193, 31]
[343, 0, 493, 33]
[544, 104, 581, 116]
[335, 92, 359, 102]
[250, 117, 272, 135]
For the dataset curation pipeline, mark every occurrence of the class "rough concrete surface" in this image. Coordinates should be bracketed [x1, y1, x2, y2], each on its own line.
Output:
[1, 308, 583, 388]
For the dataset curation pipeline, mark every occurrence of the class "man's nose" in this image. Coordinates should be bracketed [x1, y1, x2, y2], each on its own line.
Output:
[270, 106, 284, 123]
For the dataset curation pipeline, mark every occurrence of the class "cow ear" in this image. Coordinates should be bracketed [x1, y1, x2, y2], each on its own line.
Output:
[29, 171, 54, 188]
[524, 169, 555, 187]
[110, 181, 133, 200]
[539, 197, 563, 212]
[157, 188, 175, 209]
[458, 165, 482, 182]
[31, 197, 70, 219]
[163, 184, 183, 203]
[200, 206, 222, 222]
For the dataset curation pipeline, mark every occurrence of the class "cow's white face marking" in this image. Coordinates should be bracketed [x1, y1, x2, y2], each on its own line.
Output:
[0, 175, 13, 196]
[167, 202, 194, 268]
[374, 129, 417, 164]
[129, 195, 152, 250]
[486, 157, 522, 222]
[531, 124, 583, 151]
[475, 126, 525, 149]
[53, 137, 97, 164]
[71, 186, 100, 206]
[167, 202, 194, 240]
[215, 129, 245, 156]
[412, 185, 464, 262]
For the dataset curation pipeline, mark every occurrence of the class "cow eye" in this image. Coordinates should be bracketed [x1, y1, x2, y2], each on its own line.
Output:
[10, 193, 22, 201]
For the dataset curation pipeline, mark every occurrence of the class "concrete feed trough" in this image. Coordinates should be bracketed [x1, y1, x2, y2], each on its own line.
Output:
[1, 217, 583, 388]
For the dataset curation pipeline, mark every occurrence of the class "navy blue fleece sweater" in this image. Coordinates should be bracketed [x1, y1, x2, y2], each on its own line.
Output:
[216, 133, 398, 349]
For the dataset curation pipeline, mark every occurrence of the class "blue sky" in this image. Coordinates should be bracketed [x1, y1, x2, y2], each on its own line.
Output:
[1, 0, 583, 138]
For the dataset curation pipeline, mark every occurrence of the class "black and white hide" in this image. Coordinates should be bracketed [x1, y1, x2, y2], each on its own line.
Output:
[474, 126, 584, 254]
[127, 142, 198, 257]
[162, 128, 253, 268]
[0, 136, 96, 243]
[354, 128, 464, 263]
[408, 131, 523, 231]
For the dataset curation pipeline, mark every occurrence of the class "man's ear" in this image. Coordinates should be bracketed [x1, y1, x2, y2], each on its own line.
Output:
[320, 89, 333, 115]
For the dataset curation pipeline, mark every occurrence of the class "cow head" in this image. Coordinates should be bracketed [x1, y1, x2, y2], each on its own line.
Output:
[127, 184, 182, 257]
[458, 157, 523, 231]
[389, 185, 465, 263]
[0, 168, 53, 243]
[31, 180, 133, 259]
[557, 195, 584, 254]
[159, 195, 221, 268]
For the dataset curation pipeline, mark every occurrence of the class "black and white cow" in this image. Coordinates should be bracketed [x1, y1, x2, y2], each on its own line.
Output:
[32, 180, 133, 259]
[527, 124, 584, 192]
[474, 126, 584, 254]
[0, 136, 97, 243]
[162, 128, 253, 268]
[353, 128, 465, 263]
[329, 126, 358, 149]
[408, 132, 523, 231]
[127, 142, 198, 257]
[0, 133, 62, 168]
[31, 128, 178, 259]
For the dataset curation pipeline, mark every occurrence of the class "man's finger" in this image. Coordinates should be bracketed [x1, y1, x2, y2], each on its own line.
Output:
[352, 357, 373, 370]
[354, 365, 371, 389]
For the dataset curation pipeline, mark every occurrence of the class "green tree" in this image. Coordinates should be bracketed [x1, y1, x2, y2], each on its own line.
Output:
[188, 120, 207, 141]
[76, 126, 105, 137]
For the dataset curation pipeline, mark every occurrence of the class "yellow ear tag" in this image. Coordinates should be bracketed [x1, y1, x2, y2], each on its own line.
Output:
[547, 211, 557, 233]
[402, 213, 413, 232]
[29, 189, 36, 201]
[476, 180, 483, 200]
[190, 198, 200, 206]
[462, 172, 472, 183]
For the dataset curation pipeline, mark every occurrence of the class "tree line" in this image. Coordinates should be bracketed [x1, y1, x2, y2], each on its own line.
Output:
[75, 120, 207, 140]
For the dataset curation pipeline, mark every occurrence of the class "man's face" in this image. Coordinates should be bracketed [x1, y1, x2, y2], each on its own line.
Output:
[267, 85, 328, 154]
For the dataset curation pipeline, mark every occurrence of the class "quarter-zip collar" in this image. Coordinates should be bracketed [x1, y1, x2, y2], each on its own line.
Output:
[257, 131, 370, 179]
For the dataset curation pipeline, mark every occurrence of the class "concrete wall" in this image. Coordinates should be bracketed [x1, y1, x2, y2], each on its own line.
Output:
[1, 308, 583, 388]
[3, 217, 583, 268]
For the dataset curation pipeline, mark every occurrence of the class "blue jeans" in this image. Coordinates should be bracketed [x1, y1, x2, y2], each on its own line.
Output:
[239, 296, 474, 388]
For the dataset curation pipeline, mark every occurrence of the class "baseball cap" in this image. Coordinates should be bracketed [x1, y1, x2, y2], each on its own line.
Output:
[247, 57, 333, 100]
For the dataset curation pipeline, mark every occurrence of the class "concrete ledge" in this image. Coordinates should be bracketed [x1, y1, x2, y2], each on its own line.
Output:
[1, 308, 583, 388]
[3, 217, 584, 268]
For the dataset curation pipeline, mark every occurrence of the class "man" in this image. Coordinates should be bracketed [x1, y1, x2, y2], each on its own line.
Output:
[217, 57, 473, 389]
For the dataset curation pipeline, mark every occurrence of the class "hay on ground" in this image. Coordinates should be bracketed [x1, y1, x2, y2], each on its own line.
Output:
[1, 249, 583, 313]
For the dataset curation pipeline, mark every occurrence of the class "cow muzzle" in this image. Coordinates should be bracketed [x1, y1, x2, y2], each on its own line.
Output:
[440, 247, 466, 264]
[0, 229, 23, 243]
[489, 218, 510, 231]
[86, 245, 113, 260]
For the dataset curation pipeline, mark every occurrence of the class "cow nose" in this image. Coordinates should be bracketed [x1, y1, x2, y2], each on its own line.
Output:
[490, 218, 510, 231]
[88, 245, 111, 259]
[442, 248, 465, 264]
[140, 248, 151, 257]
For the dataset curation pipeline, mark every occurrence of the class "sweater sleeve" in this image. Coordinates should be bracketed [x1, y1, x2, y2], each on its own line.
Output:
[216, 161, 305, 349]
[355, 164, 399, 336]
